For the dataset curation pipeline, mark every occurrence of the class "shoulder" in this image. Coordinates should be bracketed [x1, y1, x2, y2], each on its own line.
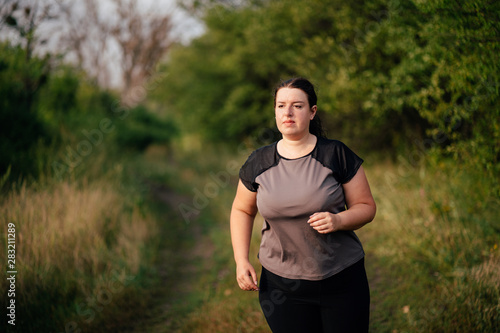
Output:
[243, 142, 277, 166]
[315, 137, 356, 159]
[239, 142, 279, 191]
[313, 137, 364, 183]
[316, 137, 348, 150]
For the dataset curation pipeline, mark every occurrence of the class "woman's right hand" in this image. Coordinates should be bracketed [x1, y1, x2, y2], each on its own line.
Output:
[236, 260, 259, 291]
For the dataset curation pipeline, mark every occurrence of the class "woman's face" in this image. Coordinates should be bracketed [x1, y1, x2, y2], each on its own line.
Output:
[275, 87, 317, 139]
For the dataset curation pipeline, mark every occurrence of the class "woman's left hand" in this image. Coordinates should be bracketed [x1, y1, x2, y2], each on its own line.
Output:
[307, 212, 341, 234]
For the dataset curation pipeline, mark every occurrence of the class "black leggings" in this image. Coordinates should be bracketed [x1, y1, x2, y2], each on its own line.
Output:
[258, 258, 370, 333]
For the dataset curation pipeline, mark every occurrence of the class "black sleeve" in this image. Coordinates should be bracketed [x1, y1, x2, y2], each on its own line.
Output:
[239, 150, 259, 192]
[314, 138, 364, 184]
[238, 143, 279, 192]
[335, 141, 363, 184]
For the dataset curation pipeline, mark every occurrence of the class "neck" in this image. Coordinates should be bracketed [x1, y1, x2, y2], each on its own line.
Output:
[278, 133, 317, 159]
[282, 132, 313, 147]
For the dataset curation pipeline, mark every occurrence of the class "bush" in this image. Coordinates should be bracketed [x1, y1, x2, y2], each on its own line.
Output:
[0, 42, 51, 180]
[114, 104, 178, 151]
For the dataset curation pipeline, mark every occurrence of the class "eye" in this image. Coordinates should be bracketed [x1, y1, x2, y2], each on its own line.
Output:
[277, 104, 284, 108]
[294, 105, 302, 109]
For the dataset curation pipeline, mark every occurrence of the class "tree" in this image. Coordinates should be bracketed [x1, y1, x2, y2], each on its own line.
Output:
[0, 42, 51, 179]
[0, 1, 57, 179]
[155, 0, 405, 146]
[156, 0, 499, 183]
[56, 0, 176, 104]
[374, 0, 500, 178]
[0, 0, 57, 61]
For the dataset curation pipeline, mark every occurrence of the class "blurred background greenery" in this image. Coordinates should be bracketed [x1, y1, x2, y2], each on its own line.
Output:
[0, 0, 498, 332]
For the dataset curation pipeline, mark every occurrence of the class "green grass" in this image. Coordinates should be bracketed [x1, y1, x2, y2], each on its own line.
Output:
[125, 142, 271, 333]
[360, 158, 499, 332]
[144, 144, 499, 333]
[0, 146, 170, 332]
[2, 139, 497, 332]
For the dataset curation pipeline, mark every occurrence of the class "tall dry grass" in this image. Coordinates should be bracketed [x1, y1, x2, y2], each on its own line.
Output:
[361, 159, 500, 332]
[0, 178, 158, 331]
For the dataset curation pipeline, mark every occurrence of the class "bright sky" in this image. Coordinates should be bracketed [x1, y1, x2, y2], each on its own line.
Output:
[133, 0, 205, 43]
[0, 0, 205, 88]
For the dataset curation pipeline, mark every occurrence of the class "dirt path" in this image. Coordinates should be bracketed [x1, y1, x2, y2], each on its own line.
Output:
[126, 183, 215, 333]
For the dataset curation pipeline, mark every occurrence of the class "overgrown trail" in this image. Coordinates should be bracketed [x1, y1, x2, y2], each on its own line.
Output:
[134, 186, 389, 333]
[121, 172, 394, 332]
[126, 183, 216, 333]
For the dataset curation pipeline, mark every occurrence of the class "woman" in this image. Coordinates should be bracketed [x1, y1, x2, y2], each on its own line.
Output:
[230, 77, 376, 333]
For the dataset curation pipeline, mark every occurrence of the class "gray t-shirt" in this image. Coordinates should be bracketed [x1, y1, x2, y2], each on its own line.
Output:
[239, 136, 365, 280]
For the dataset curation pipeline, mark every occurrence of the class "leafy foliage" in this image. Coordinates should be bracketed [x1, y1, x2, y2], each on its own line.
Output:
[157, 0, 499, 183]
[375, 0, 500, 179]
[114, 105, 179, 151]
[0, 42, 178, 183]
[0, 42, 51, 179]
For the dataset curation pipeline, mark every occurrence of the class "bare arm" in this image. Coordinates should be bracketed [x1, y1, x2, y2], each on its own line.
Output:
[230, 180, 259, 291]
[308, 166, 376, 233]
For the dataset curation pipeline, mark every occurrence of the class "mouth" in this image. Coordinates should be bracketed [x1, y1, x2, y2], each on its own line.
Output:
[283, 120, 295, 125]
